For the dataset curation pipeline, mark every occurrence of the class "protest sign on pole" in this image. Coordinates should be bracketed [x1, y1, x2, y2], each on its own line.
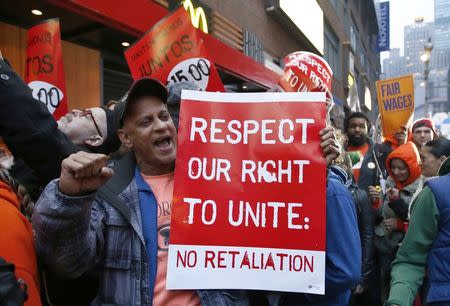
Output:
[26, 19, 68, 120]
[124, 7, 224, 91]
[277, 51, 333, 103]
[376, 75, 414, 136]
[167, 91, 327, 294]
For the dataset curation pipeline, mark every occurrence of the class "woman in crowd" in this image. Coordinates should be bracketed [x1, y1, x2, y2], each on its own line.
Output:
[403, 138, 450, 305]
[386, 155, 450, 306]
[374, 141, 422, 303]
[376, 127, 409, 180]
[410, 138, 450, 211]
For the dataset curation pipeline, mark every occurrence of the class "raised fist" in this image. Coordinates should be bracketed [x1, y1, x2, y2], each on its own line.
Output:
[58, 151, 114, 196]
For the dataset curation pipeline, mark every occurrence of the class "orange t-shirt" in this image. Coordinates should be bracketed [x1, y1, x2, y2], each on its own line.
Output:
[347, 143, 369, 182]
[141, 172, 201, 306]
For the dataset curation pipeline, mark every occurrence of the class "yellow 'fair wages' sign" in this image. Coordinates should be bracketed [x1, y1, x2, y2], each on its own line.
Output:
[376, 75, 414, 136]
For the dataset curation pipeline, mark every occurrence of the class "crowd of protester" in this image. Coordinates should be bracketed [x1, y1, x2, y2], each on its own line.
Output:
[1, 46, 450, 306]
[342, 113, 450, 306]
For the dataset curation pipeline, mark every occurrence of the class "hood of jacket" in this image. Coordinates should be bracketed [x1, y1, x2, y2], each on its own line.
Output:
[383, 135, 400, 151]
[329, 165, 352, 187]
[386, 141, 422, 190]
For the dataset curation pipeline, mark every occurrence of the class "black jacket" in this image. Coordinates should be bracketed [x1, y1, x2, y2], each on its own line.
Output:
[0, 59, 79, 189]
[352, 138, 385, 193]
[348, 183, 374, 289]
[0, 59, 94, 306]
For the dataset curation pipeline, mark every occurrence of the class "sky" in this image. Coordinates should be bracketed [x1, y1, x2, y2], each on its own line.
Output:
[380, 0, 435, 61]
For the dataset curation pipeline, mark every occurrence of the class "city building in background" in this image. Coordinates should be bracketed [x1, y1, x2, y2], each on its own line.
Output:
[382, 48, 407, 78]
[381, 0, 450, 119]
[434, 0, 450, 53]
[0, 0, 380, 128]
[404, 18, 434, 73]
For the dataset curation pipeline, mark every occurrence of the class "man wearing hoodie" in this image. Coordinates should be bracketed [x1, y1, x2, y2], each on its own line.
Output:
[386, 156, 450, 306]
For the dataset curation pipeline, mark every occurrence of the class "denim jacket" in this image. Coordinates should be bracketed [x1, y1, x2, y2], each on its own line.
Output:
[32, 153, 249, 306]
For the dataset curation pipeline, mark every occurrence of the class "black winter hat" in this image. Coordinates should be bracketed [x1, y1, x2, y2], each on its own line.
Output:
[92, 107, 121, 155]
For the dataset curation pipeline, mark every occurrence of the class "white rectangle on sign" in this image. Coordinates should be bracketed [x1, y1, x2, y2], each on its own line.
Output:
[166, 245, 325, 294]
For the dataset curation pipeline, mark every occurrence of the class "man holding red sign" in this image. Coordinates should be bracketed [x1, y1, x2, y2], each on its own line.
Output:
[167, 90, 360, 305]
[32, 72, 358, 306]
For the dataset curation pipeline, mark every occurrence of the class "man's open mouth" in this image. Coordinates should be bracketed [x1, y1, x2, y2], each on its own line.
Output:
[153, 136, 172, 149]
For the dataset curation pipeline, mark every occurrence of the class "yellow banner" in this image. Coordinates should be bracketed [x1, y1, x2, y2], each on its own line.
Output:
[376, 75, 414, 136]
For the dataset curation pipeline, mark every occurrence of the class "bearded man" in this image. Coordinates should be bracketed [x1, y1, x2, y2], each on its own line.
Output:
[344, 112, 383, 193]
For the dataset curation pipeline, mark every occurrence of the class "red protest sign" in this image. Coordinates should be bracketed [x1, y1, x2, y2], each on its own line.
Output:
[167, 91, 327, 293]
[124, 7, 224, 91]
[277, 51, 333, 102]
[26, 19, 68, 120]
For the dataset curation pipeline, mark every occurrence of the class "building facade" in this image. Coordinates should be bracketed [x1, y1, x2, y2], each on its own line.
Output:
[404, 19, 434, 73]
[382, 48, 407, 78]
[434, 0, 450, 53]
[0, 0, 380, 125]
[382, 0, 450, 117]
[197, 0, 380, 123]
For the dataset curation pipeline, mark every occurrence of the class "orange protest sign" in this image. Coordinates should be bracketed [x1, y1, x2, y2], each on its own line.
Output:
[376, 75, 414, 136]
[124, 7, 224, 91]
[277, 52, 333, 103]
[26, 19, 68, 120]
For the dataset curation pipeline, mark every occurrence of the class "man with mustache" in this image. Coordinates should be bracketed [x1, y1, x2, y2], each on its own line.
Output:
[345, 112, 383, 194]
[344, 111, 383, 306]
[33, 76, 351, 305]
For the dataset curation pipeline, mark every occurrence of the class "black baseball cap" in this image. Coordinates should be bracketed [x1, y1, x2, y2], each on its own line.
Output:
[115, 78, 168, 127]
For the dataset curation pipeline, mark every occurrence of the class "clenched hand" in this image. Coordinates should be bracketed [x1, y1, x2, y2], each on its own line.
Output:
[59, 151, 114, 196]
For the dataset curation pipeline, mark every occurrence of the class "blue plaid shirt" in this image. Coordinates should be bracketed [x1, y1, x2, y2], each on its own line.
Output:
[32, 177, 249, 306]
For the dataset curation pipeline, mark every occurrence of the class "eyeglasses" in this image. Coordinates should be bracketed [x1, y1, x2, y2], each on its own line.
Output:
[77, 109, 103, 138]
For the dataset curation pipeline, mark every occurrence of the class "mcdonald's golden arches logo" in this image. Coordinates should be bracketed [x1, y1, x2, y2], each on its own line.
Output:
[182, 0, 208, 33]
